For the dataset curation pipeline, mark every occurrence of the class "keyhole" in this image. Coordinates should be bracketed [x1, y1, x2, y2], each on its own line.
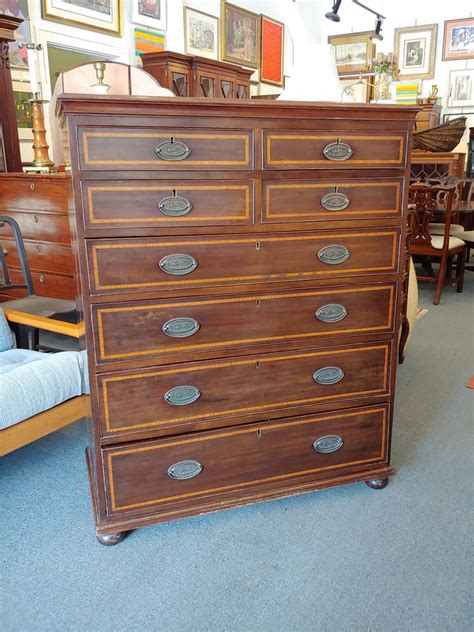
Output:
[257, 429, 262, 438]
[256, 241, 261, 251]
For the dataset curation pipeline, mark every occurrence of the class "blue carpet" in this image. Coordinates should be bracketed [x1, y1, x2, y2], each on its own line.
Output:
[2, 276, 473, 632]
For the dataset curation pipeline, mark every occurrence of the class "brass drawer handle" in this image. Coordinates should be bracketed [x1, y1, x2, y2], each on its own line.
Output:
[158, 195, 193, 217]
[323, 139, 353, 161]
[321, 190, 350, 211]
[164, 385, 201, 406]
[159, 254, 198, 276]
[313, 435, 344, 453]
[162, 317, 200, 338]
[167, 459, 203, 480]
[155, 137, 191, 161]
[315, 303, 347, 323]
[313, 366, 345, 385]
[317, 245, 350, 265]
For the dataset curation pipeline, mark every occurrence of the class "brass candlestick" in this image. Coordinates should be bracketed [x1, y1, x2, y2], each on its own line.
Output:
[29, 93, 54, 169]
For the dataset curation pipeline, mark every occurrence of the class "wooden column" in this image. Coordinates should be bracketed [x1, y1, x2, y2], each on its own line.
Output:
[0, 14, 23, 172]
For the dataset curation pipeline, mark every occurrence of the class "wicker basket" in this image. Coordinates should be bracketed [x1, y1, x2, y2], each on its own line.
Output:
[412, 116, 466, 152]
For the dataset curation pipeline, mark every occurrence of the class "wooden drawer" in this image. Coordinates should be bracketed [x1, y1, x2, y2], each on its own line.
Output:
[0, 210, 70, 243]
[0, 268, 74, 301]
[77, 128, 253, 171]
[263, 131, 407, 169]
[93, 284, 395, 365]
[103, 404, 389, 516]
[262, 178, 403, 223]
[1, 238, 74, 275]
[88, 230, 399, 296]
[97, 342, 391, 438]
[0, 176, 70, 213]
[81, 180, 254, 229]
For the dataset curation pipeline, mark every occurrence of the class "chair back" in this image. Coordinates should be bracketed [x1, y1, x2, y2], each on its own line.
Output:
[0, 216, 35, 295]
[408, 183, 456, 249]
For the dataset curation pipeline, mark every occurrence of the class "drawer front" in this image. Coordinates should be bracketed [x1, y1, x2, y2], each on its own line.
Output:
[78, 128, 253, 171]
[104, 405, 389, 515]
[0, 177, 69, 213]
[1, 238, 74, 275]
[0, 211, 70, 243]
[82, 180, 254, 228]
[0, 269, 74, 301]
[262, 179, 403, 223]
[263, 131, 406, 169]
[89, 230, 399, 295]
[98, 342, 391, 437]
[94, 284, 395, 364]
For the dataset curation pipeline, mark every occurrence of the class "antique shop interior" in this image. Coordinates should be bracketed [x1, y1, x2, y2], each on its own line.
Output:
[1, 1, 473, 630]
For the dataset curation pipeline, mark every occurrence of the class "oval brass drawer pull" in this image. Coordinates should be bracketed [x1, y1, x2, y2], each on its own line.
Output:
[321, 191, 350, 211]
[162, 317, 200, 338]
[313, 435, 344, 453]
[167, 459, 203, 480]
[315, 303, 348, 323]
[159, 253, 198, 276]
[164, 385, 201, 406]
[317, 244, 350, 265]
[158, 195, 192, 217]
[313, 366, 345, 385]
[323, 139, 353, 161]
[155, 138, 191, 161]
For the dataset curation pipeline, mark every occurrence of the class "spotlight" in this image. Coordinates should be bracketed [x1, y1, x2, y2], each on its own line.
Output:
[370, 17, 384, 41]
[325, 0, 342, 22]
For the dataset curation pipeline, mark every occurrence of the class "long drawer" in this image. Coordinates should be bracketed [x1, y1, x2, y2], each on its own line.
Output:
[93, 284, 395, 365]
[0, 176, 70, 212]
[103, 404, 389, 516]
[0, 210, 70, 243]
[0, 268, 75, 301]
[97, 342, 391, 439]
[1, 238, 74, 275]
[88, 230, 400, 296]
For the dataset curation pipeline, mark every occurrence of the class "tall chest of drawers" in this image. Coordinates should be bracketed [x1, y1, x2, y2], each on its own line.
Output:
[58, 96, 417, 544]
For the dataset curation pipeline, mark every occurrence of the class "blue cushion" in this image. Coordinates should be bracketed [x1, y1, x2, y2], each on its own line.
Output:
[0, 309, 15, 352]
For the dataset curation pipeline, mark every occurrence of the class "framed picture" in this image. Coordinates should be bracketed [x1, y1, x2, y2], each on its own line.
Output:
[4, 0, 30, 69]
[135, 27, 165, 67]
[328, 31, 376, 75]
[41, 0, 121, 37]
[340, 76, 372, 103]
[221, 1, 260, 69]
[393, 24, 437, 80]
[184, 7, 219, 61]
[394, 81, 422, 105]
[449, 69, 474, 107]
[132, 0, 166, 31]
[260, 15, 284, 86]
[442, 18, 474, 61]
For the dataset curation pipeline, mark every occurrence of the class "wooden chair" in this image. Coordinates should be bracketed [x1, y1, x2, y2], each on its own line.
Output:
[0, 309, 89, 457]
[408, 183, 467, 305]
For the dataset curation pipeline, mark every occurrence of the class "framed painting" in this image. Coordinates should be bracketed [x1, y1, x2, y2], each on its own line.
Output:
[4, 0, 30, 69]
[393, 24, 437, 80]
[184, 7, 219, 61]
[221, 1, 260, 69]
[132, 0, 166, 31]
[442, 17, 474, 61]
[340, 76, 372, 103]
[260, 14, 284, 86]
[328, 31, 376, 76]
[449, 69, 474, 107]
[41, 0, 121, 37]
[134, 27, 165, 67]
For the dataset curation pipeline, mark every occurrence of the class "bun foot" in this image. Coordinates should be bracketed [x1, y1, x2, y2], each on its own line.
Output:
[96, 531, 128, 546]
[365, 476, 389, 490]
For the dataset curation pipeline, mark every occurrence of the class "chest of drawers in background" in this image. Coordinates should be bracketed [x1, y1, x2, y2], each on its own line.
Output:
[0, 173, 74, 301]
[58, 96, 418, 543]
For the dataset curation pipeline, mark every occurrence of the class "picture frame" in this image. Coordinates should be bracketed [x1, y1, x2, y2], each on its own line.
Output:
[221, 1, 260, 69]
[449, 69, 474, 108]
[260, 14, 284, 86]
[132, 0, 166, 31]
[328, 31, 376, 76]
[41, 0, 122, 37]
[4, 0, 30, 69]
[393, 24, 438, 80]
[135, 27, 165, 67]
[184, 7, 219, 61]
[340, 75, 373, 103]
[442, 17, 474, 61]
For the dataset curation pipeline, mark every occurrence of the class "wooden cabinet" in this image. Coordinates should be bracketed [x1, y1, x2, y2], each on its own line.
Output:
[141, 51, 252, 99]
[415, 103, 441, 132]
[0, 173, 74, 300]
[411, 151, 466, 180]
[57, 95, 417, 543]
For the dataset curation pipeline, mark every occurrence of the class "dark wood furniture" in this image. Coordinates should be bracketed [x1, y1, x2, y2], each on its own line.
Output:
[0, 14, 23, 172]
[411, 151, 465, 181]
[0, 172, 74, 301]
[141, 51, 252, 98]
[57, 95, 418, 544]
[466, 127, 474, 179]
[414, 103, 441, 132]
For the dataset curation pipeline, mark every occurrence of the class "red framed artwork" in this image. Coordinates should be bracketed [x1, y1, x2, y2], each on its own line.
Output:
[260, 15, 284, 86]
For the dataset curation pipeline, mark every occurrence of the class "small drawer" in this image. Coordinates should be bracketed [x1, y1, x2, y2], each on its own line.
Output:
[103, 404, 389, 515]
[78, 128, 253, 171]
[0, 269, 74, 301]
[1, 238, 74, 275]
[97, 342, 391, 438]
[0, 210, 70, 243]
[262, 179, 403, 223]
[0, 176, 70, 213]
[263, 131, 407, 170]
[93, 284, 395, 364]
[88, 230, 400, 296]
[81, 180, 254, 229]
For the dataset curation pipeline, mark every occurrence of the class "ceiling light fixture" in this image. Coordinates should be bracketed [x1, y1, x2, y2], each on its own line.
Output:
[325, 0, 342, 22]
[369, 16, 384, 41]
[325, 0, 386, 41]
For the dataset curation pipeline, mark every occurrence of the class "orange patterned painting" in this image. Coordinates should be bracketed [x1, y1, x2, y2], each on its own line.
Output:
[261, 15, 284, 86]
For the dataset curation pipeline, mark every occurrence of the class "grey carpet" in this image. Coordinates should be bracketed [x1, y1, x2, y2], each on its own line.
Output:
[2, 275, 473, 632]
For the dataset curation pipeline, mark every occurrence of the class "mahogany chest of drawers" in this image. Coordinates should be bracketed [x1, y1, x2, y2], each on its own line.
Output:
[58, 95, 417, 544]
